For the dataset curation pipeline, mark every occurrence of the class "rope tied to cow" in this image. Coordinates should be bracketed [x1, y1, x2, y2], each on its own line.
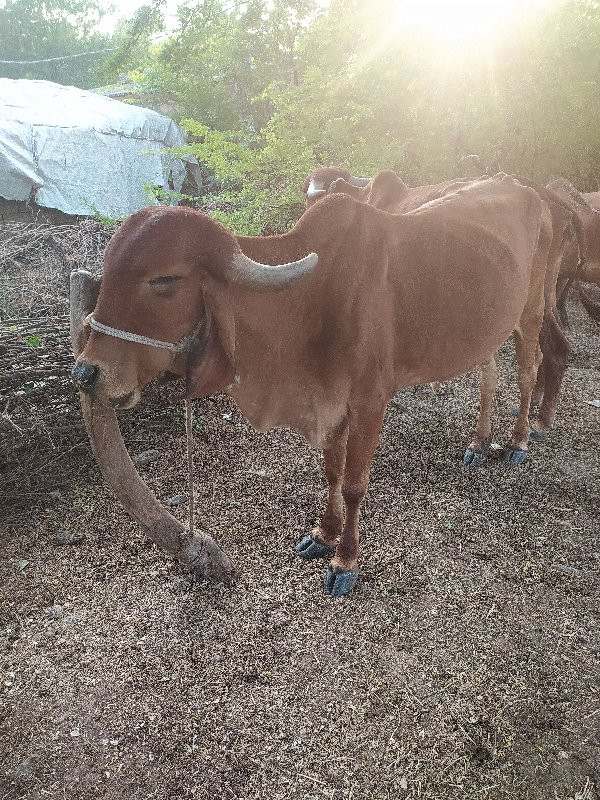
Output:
[88, 315, 195, 354]
[185, 399, 196, 543]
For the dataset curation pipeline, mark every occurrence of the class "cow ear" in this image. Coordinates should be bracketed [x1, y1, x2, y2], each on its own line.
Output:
[185, 306, 235, 398]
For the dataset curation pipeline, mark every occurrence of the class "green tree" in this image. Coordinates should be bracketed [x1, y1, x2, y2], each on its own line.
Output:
[123, 0, 600, 231]
[137, 0, 317, 129]
[96, 2, 165, 85]
[0, 0, 115, 88]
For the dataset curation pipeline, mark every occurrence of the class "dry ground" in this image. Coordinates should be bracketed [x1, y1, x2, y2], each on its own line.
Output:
[1, 300, 599, 800]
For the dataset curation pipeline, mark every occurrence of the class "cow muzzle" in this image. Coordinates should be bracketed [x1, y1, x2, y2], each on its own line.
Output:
[72, 357, 143, 409]
[71, 361, 99, 393]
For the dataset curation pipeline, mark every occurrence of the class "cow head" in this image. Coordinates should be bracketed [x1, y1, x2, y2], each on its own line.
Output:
[362, 170, 409, 210]
[303, 167, 371, 207]
[73, 206, 317, 408]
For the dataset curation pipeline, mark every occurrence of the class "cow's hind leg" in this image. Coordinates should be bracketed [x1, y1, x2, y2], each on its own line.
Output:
[556, 276, 574, 329]
[325, 407, 386, 597]
[296, 419, 348, 560]
[505, 199, 552, 463]
[463, 357, 498, 467]
[505, 329, 543, 464]
[532, 309, 570, 438]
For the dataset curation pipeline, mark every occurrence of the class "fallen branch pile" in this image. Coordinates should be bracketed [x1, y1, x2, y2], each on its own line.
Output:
[0, 220, 112, 507]
[0, 314, 87, 504]
[0, 219, 111, 319]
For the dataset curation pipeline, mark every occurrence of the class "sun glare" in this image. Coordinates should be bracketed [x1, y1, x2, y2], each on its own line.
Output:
[393, 0, 549, 45]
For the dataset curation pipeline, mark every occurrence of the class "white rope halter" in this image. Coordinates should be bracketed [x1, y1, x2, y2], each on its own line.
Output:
[87, 315, 194, 354]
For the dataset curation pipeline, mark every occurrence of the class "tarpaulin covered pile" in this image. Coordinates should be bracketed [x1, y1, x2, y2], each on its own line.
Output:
[0, 78, 187, 217]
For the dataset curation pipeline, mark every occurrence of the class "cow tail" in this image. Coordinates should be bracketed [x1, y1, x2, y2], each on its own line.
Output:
[557, 276, 574, 329]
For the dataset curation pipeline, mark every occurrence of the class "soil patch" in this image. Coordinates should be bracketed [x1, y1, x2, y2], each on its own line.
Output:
[1, 300, 598, 800]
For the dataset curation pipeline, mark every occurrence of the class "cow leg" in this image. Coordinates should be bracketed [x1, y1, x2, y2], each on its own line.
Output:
[533, 309, 570, 435]
[556, 276, 574, 329]
[296, 419, 348, 560]
[511, 358, 545, 419]
[506, 199, 554, 463]
[531, 356, 546, 408]
[325, 407, 386, 597]
[463, 357, 498, 467]
[511, 357, 545, 419]
[505, 329, 543, 464]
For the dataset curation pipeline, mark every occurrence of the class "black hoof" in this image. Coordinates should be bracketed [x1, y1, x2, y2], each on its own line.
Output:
[529, 427, 546, 443]
[324, 566, 359, 597]
[512, 404, 540, 418]
[463, 447, 486, 467]
[503, 447, 528, 465]
[295, 534, 334, 560]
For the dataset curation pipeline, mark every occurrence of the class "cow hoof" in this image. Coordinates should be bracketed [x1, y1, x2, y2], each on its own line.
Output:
[463, 447, 486, 467]
[324, 566, 359, 597]
[529, 427, 546, 443]
[503, 447, 528, 465]
[295, 534, 334, 560]
[512, 405, 540, 418]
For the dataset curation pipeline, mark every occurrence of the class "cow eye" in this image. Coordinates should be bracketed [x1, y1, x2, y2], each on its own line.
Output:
[149, 276, 182, 287]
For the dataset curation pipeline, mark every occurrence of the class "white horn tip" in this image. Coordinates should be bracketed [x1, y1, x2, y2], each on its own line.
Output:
[302, 252, 319, 270]
[231, 250, 319, 290]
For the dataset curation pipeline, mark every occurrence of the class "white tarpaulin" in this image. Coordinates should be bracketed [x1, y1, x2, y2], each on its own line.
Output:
[0, 78, 188, 217]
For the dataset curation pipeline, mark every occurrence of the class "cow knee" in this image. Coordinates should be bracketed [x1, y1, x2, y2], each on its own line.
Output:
[342, 481, 366, 507]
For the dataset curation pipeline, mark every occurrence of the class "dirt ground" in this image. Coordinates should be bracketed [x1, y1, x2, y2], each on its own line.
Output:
[1, 298, 599, 800]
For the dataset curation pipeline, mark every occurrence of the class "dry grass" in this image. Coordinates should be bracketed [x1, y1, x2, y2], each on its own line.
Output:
[0, 220, 111, 320]
[1, 300, 599, 800]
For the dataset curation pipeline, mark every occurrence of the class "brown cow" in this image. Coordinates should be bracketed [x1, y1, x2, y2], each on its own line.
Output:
[320, 169, 580, 458]
[73, 177, 551, 596]
[548, 181, 600, 324]
[332, 169, 476, 213]
[302, 167, 480, 213]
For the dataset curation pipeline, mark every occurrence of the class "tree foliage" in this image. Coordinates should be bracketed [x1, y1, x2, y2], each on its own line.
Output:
[0, 0, 114, 87]
[3, 0, 600, 232]
[96, 2, 165, 84]
[147, 0, 600, 233]
[147, 0, 317, 131]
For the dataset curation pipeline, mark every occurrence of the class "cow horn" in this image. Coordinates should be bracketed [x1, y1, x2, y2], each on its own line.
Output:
[306, 179, 327, 199]
[229, 250, 318, 290]
[69, 269, 100, 355]
[348, 176, 372, 187]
